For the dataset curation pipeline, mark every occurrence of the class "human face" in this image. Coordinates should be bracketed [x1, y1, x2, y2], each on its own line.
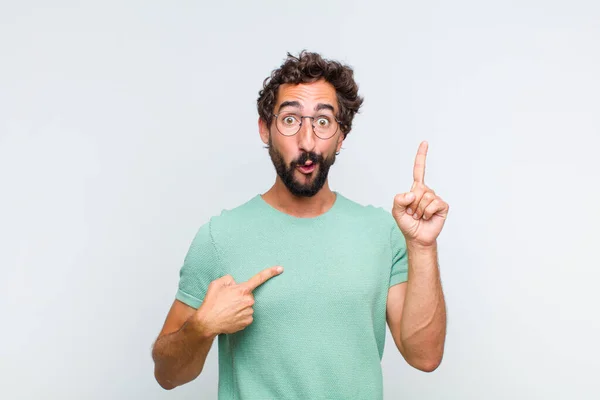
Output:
[259, 80, 344, 197]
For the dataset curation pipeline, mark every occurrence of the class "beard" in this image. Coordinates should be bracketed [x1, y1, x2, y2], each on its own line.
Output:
[267, 134, 337, 197]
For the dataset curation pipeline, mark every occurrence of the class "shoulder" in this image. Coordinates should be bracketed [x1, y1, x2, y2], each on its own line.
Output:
[340, 195, 407, 254]
[183, 195, 262, 258]
[204, 194, 263, 236]
[337, 193, 396, 227]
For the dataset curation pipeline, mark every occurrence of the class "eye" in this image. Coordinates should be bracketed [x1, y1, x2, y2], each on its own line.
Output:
[316, 117, 331, 127]
[283, 115, 298, 125]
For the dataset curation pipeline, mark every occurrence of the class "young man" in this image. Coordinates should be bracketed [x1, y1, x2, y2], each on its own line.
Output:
[152, 51, 449, 399]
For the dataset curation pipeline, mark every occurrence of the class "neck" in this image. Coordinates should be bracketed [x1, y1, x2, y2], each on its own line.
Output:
[261, 178, 337, 218]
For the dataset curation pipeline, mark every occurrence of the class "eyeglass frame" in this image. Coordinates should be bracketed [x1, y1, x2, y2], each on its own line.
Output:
[271, 112, 343, 140]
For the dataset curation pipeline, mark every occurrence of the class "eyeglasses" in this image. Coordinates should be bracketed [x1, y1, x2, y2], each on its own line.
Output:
[272, 111, 341, 140]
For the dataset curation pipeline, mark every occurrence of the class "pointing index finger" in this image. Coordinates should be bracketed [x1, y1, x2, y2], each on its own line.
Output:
[241, 266, 283, 292]
[413, 141, 429, 184]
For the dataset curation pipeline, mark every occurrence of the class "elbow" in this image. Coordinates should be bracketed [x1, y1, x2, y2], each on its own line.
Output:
[153, 359, 177, 390]
[152, 346, 177, 390]
[402, 344, 444, 373]
[155, 373, 177, 390]
[407, 350, 443, 372]
[400, 336, 445, 373]
[413, 358, 442, 373]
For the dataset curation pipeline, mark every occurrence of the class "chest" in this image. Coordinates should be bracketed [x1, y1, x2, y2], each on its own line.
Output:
[219, 226, 392, 319]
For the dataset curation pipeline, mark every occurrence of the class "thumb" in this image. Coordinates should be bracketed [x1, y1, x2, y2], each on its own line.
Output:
[218, 274, 236, 287]
[394, 192, 415, 211]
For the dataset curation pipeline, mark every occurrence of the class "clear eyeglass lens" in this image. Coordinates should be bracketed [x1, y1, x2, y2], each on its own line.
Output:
[276, 113, 338, 138]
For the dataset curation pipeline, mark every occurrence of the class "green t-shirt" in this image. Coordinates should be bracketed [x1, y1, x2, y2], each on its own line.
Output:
[176, 191, 409, 399]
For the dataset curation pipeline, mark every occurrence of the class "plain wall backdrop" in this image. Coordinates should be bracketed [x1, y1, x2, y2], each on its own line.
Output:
[1, 1, 599, 399]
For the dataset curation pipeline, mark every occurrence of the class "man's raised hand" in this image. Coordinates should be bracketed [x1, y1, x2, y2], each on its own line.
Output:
[392, 141, 449, 247]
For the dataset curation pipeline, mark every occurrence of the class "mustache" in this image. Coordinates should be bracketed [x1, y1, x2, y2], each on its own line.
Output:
[292, 152, 323, 167]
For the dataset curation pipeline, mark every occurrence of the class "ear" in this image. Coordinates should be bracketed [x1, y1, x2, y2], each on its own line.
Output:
[335, 131, 344, 153]
[258, 117, 269, 145]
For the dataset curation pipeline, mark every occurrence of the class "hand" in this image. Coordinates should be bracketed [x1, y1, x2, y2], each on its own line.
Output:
[193, 266, 284, 336]
[392, 141, 449, 247]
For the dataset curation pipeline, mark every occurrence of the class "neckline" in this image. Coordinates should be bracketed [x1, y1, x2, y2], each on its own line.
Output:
[256, 191, 342, 222]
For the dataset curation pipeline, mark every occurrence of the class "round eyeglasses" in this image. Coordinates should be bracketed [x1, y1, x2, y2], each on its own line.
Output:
[272, 112, 341, 140]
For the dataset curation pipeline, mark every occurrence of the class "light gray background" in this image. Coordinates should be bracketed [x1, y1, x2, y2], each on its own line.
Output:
[1, 1, 599, 399]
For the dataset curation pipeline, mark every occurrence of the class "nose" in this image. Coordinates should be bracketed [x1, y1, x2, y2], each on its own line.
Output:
[297, 116, 317, 153]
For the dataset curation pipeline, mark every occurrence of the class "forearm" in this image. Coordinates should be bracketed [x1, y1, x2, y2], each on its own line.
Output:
[152, 317, 217, 389]
[400, 241, 446, 371]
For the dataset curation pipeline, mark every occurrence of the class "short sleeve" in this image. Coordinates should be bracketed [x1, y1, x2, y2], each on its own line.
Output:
[175, 219, 223, 309]
[389, 221, 409, 287]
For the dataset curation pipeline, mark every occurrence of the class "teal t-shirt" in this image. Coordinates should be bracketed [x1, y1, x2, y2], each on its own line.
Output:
[176, 191, 409, 399]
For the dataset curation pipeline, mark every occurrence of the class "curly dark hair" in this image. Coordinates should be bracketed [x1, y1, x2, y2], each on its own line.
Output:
[257, 50, 364, 139]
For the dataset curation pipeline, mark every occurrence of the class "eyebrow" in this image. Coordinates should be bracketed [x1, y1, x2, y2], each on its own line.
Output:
[278, 101, 302, 111]
[277, 101, 336, 114]
[315, 103, 335, 113]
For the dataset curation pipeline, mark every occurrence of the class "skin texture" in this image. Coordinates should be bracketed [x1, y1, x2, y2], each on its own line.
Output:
[259, 82, 449, 371]
[258, 79, 344, 217]
[152, 78, 450, 390]
[152, 266, 284, 389]
[387, 141, 449, 371]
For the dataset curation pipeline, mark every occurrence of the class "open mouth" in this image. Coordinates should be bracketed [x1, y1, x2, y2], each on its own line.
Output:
[297, 163, 316, 174]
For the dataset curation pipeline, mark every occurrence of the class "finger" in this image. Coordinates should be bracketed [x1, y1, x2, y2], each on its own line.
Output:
[241, 266, 284, 292]
[241, 307, 254, 317]
[414, 192, 436, 219]
[243, 293, 255, 307]
[406, 188, 426, 215]
[219, 274, 236, 286]
[393, 192, 415, 211]
[412, 141, 428, 184]
[422, 198, 444, 220]
[414, 193, 437, 219]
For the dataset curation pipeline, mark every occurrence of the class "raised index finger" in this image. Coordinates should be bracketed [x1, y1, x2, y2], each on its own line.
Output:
[241, 266, 284, 292]
[412, 141, 429, 184]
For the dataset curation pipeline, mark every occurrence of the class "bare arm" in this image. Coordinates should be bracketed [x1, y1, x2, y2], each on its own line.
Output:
[387, 241, 446, 372]
[388, 141, 449, 372]
[151, 300, 217, 390]
[152, 266, 283, 389]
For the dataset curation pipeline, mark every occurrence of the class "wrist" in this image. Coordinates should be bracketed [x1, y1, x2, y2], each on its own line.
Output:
[406, 240, 437, 253]
[189, 310, 218, 340]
